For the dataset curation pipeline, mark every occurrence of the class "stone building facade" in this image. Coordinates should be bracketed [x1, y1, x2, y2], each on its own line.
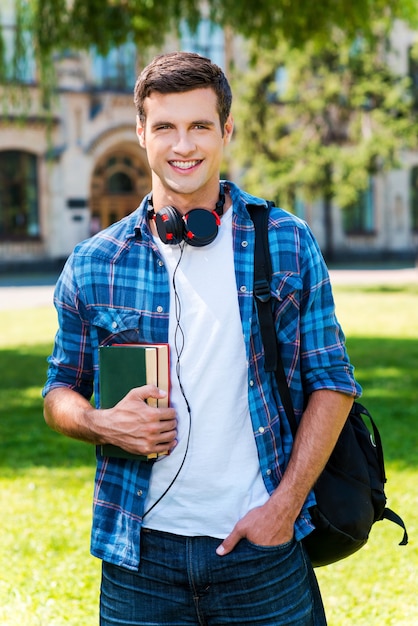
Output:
[0, 48, 151, 268]
[0, 13, 417, 268]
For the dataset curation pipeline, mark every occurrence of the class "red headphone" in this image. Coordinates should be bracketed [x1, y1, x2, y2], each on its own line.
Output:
[148, 184, 226, 247]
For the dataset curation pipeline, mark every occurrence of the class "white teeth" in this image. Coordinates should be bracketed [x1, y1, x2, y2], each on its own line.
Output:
[171, 160, 199, 169]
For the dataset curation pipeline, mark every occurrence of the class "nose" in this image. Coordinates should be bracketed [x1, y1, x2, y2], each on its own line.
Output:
[173, 131, 196, 155]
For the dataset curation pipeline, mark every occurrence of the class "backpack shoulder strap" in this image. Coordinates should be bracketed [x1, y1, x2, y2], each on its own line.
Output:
[247, 202, 276, 372]
[247, 201, 298, 436]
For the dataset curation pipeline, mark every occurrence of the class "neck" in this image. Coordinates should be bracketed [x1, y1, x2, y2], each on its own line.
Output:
[148, 182, 229, 217]
[150, 179, 229, 215]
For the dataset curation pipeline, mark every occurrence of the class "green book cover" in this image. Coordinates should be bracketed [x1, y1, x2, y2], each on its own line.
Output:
[99, 344, 169, 460]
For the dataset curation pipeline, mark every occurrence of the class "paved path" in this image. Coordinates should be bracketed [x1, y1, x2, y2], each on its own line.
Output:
[0, 284, 56, 310]
[0, 267, 417, 311]
[329, 267, 418, 285]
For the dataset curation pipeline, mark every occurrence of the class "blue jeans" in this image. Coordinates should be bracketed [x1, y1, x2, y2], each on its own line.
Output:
[100, 528, 327, 625]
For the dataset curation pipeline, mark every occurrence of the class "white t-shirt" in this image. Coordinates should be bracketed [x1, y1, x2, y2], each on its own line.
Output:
[143, 206, 269, 538]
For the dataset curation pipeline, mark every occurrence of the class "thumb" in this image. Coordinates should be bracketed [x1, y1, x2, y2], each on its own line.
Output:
[144, 385, 167, 408]
[149, 386, 168, 400]
[130, 385, 167, 402]
[216, 526, 243, 556]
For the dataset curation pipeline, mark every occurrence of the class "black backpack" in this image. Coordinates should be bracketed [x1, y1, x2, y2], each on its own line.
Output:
[248, 201, 408, 567]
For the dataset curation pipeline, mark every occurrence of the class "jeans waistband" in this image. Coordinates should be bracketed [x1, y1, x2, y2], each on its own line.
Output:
[141, 527, 219, 542]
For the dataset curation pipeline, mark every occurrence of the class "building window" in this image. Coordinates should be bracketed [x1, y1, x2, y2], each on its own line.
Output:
[293, 195, 306, 220]
[408, 46, 418, 109]
[0, 21, 36, 83]
[410, 166, 418, 232]
[91, 41, 137, 91]
[180, 19, 225, 69]
[0, 151, 39, 240]
[343, 179, 375, 234]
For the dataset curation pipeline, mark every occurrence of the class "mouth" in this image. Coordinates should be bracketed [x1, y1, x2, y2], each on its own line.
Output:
[170, 160, 202, 170]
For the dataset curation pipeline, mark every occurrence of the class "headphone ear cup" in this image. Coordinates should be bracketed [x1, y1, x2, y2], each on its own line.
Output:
[155, 206, 184, 244]
[183, 209, 220, 247]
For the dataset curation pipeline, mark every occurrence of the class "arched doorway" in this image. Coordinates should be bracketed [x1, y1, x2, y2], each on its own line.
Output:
[90, 148, 151, 233]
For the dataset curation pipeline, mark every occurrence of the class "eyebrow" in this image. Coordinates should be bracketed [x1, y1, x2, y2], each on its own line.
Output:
[151, 119, 216, 129]
[191, 119, 216, 127]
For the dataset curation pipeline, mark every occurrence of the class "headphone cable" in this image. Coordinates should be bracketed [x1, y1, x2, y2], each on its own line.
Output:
[142, 243, 192, 519]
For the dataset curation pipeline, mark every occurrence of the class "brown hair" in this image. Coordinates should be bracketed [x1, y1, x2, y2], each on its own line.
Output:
[134, 51, 232, 130]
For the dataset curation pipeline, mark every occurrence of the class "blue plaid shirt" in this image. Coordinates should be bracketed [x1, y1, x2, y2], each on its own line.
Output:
[43, 181, 361, 570]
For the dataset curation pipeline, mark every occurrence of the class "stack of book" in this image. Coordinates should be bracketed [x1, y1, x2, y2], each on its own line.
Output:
[99, 343, 170, 460]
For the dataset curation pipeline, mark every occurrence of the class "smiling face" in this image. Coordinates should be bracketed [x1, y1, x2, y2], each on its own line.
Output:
[136, 87, 233, 214]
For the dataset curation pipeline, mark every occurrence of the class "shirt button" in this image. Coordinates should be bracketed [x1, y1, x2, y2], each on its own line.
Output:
[112, 321, 118, 329]
[266, 469, 272, 476]
[158, 260, 164, 267]
[241, 240, 248, 247]
[249, 380, 254, 387]
[156, 305, 163, 313]
[240, 285, 247, 293]
[137, 490, 143, 497]
[258, 426, 265, 434]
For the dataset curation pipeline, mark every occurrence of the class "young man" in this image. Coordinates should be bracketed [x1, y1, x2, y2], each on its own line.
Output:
[43, 51, 361, 625]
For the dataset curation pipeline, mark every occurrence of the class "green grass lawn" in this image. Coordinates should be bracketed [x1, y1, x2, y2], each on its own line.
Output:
[0, 284, 417, 625]
[0, 307, 100, 625]
[316, 284, 418, 625]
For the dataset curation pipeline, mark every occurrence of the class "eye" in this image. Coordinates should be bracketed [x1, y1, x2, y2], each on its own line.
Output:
[154, 124, 172, 131]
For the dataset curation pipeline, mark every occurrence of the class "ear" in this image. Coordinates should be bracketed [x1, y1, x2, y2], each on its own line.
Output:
[136, 115, 146, 149]
[223, 115, 234, 144]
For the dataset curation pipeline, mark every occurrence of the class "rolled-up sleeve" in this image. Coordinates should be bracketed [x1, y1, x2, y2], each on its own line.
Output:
[298, 225, 361, 398]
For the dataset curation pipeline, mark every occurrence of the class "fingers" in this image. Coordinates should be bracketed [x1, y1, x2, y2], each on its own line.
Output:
[216, 526, 242, 556]
[215, 504, 296, 557]
[104, 385, 177, 455]
[152, 419, 178, 447]
[134, 412, 178, 454]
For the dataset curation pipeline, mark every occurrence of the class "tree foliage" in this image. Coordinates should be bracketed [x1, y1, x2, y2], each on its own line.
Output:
[3, 0, 418, 67]
[231, 25, 418, 258]
[2, 1, 418, 259]
[0, 0, 416, 111]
